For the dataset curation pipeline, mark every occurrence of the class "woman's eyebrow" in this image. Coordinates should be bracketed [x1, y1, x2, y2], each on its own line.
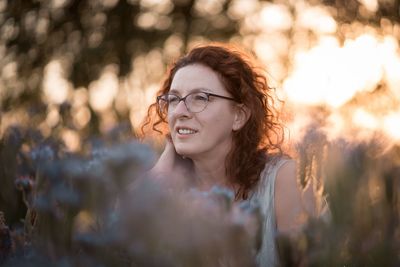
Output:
[168, 89, 180, 95]
[169, 87, 212, 94]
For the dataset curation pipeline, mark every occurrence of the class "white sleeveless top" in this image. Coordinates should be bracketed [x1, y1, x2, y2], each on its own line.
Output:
[248, 157, 291, 267]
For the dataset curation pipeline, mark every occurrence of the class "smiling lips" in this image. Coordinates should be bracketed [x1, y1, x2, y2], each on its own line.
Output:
[176, 127, 198, 135]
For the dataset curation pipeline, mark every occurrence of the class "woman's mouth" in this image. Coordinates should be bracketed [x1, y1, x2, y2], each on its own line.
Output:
[176, 127, 198, 135]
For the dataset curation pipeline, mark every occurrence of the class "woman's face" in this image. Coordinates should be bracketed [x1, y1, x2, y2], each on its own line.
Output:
[167, 64, 240, 160]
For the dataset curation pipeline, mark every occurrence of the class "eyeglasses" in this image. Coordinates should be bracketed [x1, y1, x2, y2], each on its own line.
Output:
[157, 91, 237, 114]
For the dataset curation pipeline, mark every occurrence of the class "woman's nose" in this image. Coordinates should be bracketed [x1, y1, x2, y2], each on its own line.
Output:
[172, 99, 191, 117]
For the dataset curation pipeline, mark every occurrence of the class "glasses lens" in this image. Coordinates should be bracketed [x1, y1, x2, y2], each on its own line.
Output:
[186, 92, 208, 113]
[157, 95, 168, 113]
[166, 94, 180, 111]
[158, 94, 179, 113]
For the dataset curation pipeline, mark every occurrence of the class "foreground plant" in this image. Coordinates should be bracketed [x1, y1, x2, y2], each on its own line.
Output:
[2, 135, 261, 267]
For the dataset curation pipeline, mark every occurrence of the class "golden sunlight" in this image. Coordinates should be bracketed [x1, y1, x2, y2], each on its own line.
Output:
[283, 34, 387, 108]
[358, 0, 379, 12]
[297, 4, 337, 34]
[129, 84, 159, 130]
[88, 64, 119, 112]
[383, 112, 400, 143]
[352, 108, 379, 131]
[283, 32, 400, 144]
[259, 3, 292, 32]
[43, 60, 72, 104]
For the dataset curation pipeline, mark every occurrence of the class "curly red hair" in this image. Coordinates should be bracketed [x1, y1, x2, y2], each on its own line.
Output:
[141, 43, 284, 199]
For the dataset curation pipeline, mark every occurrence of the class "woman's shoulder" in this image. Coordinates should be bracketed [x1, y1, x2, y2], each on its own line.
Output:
[262, 154, 293, 176]
[250, 154, 293, 195]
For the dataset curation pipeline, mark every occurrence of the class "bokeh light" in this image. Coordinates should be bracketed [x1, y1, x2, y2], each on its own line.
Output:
[43, 59, 72, 104]
[0, 0, 399, 152]
[282, 33, 400, 144]
[88, 64, 119, 112]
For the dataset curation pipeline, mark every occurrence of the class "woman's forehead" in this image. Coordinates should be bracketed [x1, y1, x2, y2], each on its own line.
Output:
[170, 64, 227, 95]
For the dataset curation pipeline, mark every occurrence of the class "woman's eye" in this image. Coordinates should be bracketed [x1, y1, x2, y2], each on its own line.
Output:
[194, 94, 208, 101]
[168, 96, 179, 104]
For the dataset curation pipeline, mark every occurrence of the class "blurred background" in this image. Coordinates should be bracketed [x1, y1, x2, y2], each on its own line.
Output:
[1, 0, 400, 266]
[1, 0, 399, 149]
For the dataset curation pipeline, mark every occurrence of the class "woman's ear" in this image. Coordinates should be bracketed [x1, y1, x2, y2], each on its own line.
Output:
[232, 104, 251, 131]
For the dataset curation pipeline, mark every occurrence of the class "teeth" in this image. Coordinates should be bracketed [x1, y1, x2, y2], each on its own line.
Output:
[178, 128, 196, 134]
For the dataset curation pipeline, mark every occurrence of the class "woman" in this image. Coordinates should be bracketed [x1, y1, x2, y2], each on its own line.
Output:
[142, 43, 309, 266]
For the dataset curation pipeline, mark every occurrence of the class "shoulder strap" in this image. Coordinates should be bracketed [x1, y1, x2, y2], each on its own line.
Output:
[255, 158, 292, 267]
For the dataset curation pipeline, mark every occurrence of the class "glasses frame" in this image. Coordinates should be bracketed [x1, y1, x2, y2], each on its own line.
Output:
[157, 91, 237, 114]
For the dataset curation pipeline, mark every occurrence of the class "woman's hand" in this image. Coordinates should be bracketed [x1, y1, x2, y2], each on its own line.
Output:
[149, 137, 193, 186]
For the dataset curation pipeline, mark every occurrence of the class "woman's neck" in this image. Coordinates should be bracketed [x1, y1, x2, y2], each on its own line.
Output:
[191, 156, 232, 191]
[187, 137, 235, 191]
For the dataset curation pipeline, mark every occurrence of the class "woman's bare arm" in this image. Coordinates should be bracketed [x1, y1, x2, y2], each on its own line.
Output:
[274, 160, 310, 234]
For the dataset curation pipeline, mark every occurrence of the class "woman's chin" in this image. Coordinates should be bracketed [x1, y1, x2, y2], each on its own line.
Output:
[176, 150, 191, 158]
[175, 147, 196, 158]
